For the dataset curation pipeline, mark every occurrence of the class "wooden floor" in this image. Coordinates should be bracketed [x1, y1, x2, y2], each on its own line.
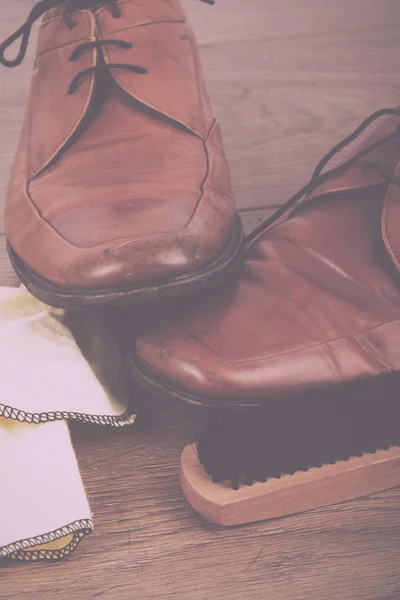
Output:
[2, 1, 400, 598]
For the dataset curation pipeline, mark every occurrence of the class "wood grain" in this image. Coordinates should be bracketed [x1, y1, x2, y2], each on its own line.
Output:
[1, 1, 400, 598]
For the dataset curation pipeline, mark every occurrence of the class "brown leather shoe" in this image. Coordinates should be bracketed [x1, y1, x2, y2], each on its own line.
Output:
[129, 108, 400, 485]
[1, 0, 243, 308]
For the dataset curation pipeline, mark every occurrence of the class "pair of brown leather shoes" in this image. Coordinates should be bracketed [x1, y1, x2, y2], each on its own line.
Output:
[3, 0, 400, 486]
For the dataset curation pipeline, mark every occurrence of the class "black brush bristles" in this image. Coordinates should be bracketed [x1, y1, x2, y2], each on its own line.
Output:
[195, 373, 400, 490]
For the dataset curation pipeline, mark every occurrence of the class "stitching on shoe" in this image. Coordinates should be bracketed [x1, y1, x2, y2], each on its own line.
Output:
[97, 18, 186, 37]
[28, 12, 97, 179]
[183, 314, 400, 365]
[100, 22, 206, 139]
[40, 8, 90, 28]
[36, 35, 93, 59]
[96, 0, 187, 22]
[108, 121, 233, 254]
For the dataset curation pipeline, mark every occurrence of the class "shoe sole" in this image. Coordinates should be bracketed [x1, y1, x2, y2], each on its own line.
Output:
[7, 215, 244, 309]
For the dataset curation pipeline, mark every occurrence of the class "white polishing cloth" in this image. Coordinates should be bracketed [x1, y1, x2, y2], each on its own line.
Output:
[0, 287, 137, 561]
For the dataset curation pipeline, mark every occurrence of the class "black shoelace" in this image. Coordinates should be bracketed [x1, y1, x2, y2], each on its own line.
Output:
[0, 0, 215, 93]
[246, 107, 400, 246]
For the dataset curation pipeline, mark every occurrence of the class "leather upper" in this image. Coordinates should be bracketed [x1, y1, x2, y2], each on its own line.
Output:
[5, 0, 236, 288]
[136, 113, 400, 404]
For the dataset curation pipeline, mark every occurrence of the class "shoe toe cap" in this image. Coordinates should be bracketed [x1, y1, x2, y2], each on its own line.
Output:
[135, 324, 271, 407]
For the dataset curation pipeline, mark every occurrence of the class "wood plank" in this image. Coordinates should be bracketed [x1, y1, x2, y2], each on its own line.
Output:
[184, 0, 400, 45]
[188, 0, 400, 209]
[1, 1, 400, 599]
[204, 33, 400, 209]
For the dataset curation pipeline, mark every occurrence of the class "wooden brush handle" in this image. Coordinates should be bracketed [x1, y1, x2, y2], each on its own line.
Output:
[180, 445, 400, 526]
